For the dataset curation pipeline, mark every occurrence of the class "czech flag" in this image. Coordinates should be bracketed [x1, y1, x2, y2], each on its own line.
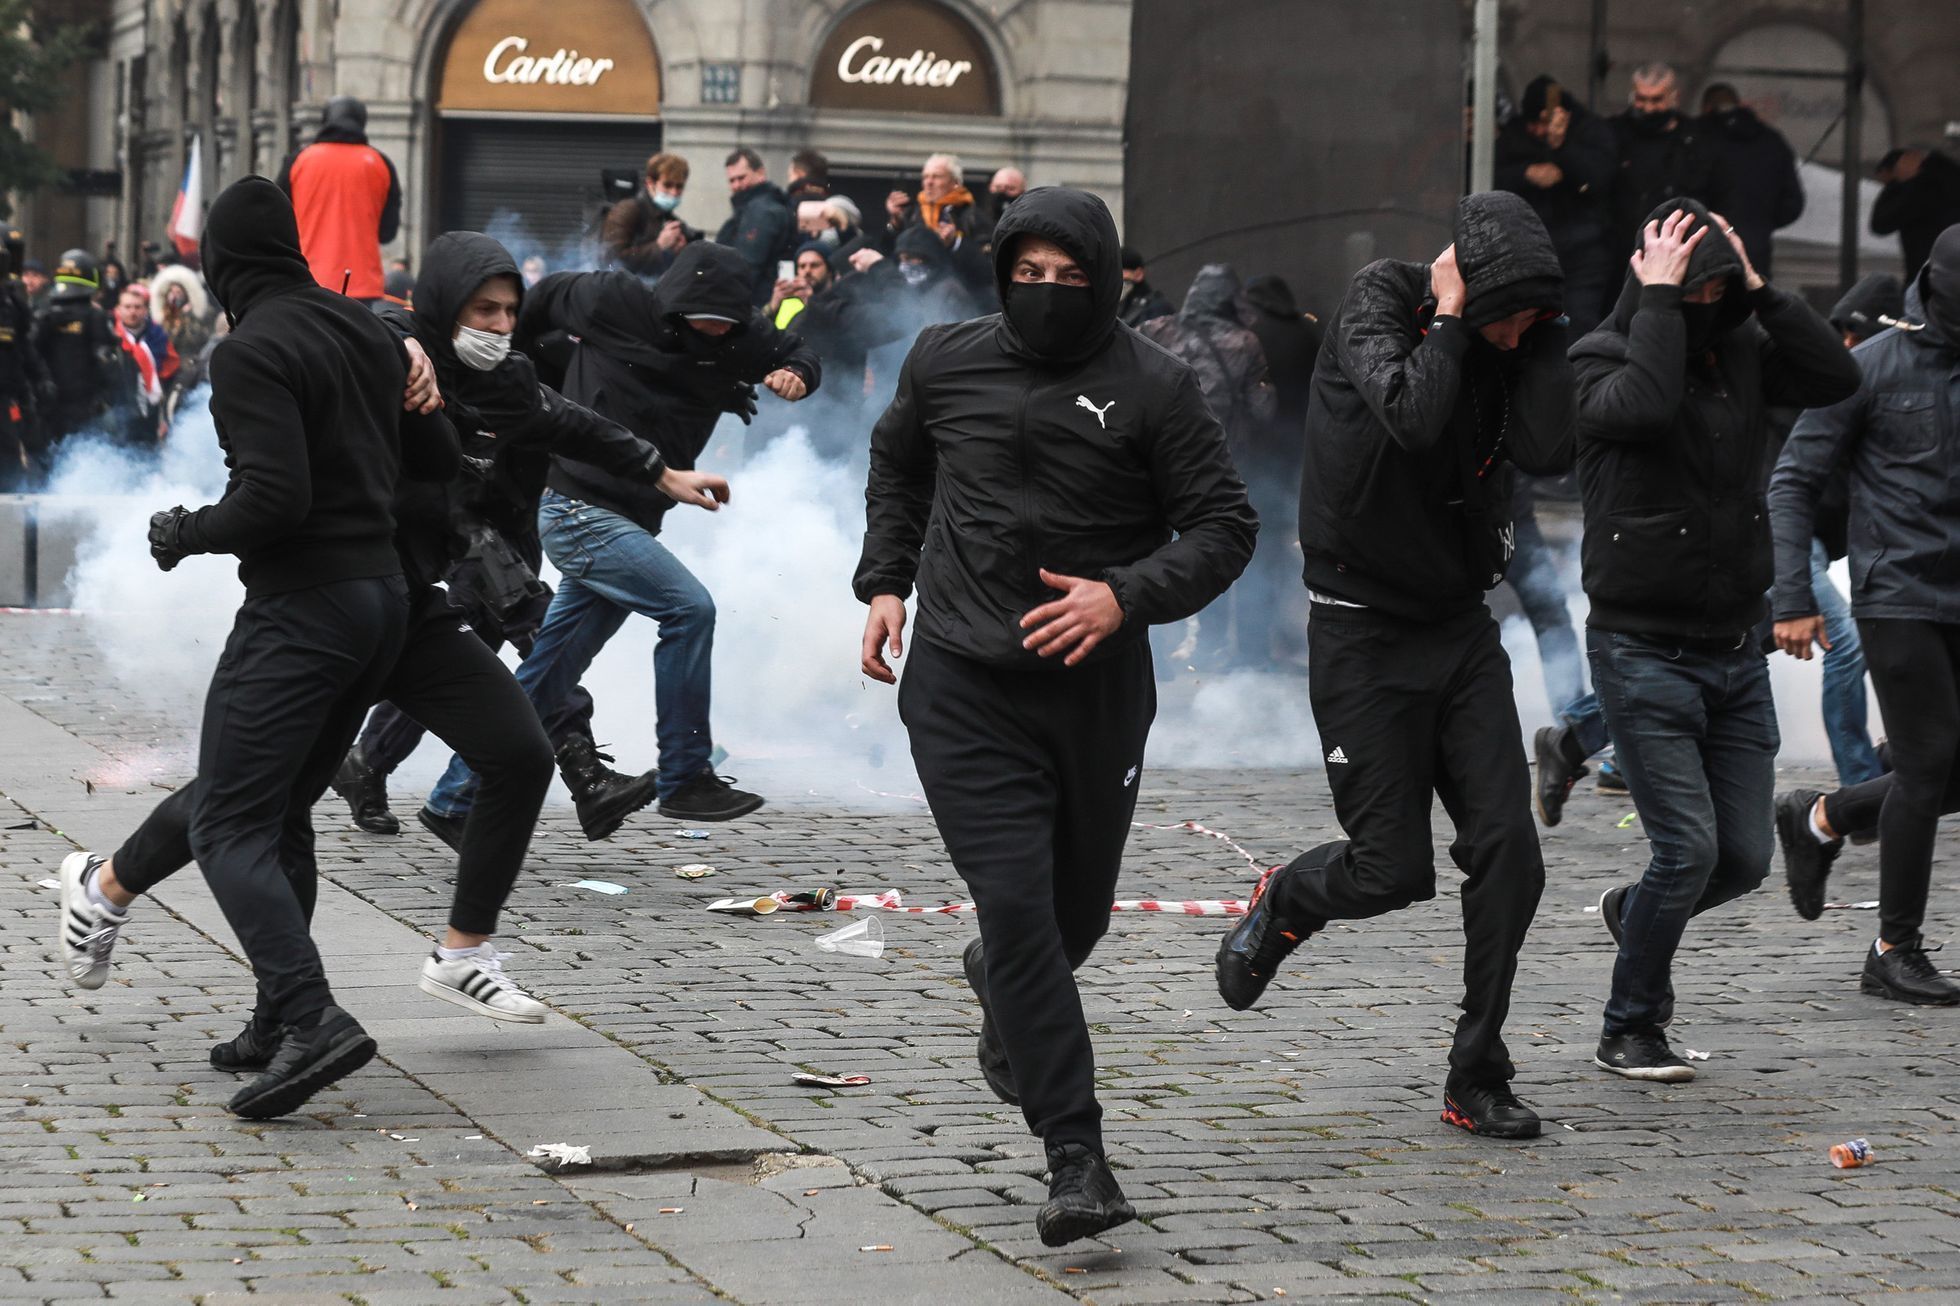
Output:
[170, 134, 204, 264]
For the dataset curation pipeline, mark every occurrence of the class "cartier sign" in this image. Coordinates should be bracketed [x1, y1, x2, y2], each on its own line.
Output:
[438, 0, 661, 116]
[811, 0, 1000, 115]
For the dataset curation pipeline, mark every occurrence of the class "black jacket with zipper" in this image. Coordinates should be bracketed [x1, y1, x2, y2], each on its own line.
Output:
[1298, 192, 1576, 622]
[377, 231, 666, 586]
[517, 243, 819, 535]
[182, 176, 458, 597]
[1573, 198, 1862, 645]
[1770, 270, 1960, 624]
[854, 186, 1257, 669]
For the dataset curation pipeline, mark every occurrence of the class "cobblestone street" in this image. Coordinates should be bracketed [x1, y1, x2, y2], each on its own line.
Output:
[4, 611, 1960, 1304]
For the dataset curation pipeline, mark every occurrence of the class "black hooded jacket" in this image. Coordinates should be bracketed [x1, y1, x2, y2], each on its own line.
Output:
[1572, 198, 1861, 644]
[519, 242, 819, 533]
[181, 176, 458, 595]
[1697, 106, 1805, 275]
[1298, 191, 1575, 621]
[1871, 150, 1960, 280]
[853, 186, 1258, 669]
[376, 231, 666, 585]
[1771, 238, 1960, 624]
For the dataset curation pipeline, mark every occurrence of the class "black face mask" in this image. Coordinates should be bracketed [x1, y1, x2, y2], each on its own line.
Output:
[1627, 107, 1673, 135]
[1004, 281, 1095, 359]
[1681, 302, 1721, 352]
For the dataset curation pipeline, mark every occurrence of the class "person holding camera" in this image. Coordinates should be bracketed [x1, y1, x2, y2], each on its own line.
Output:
[604, 152, 702, 278]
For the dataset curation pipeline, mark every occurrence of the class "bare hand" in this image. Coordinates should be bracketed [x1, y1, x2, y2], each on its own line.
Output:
[849, 248, 885, 274]
[1543, 105, 1570, 149]
[861, 594, 907, 684]
[1894, 148, 1927, 182]
[1775, 615, 1830, 660]
[1431, 244, 1467, 318]
[1708, 212, 1766, 290]
[1524, 162, 1564, 189]
[1630, 209, 1708, 287]
[402, 337, 441, 413]
[768, 278, 800, 313]
[657, 468, 731, 511]
[763, 368, 808, 401]
[936, 219, 959, 247]
[886, 190, 910, 222]
[656, 220, 687, 252]
[1019, 569, 1124, 666]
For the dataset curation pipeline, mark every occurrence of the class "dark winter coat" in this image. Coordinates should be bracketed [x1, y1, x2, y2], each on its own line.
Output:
[1495, 105, 1619, 265]
[602, 193, 704, 278]
[715, 181, 795, 306]
[1237, 275, 1322, 489]
[1138, 264, 1276, 459]
[1697, 106, 1805, 275]
[519, 243, 820, 533]
[182, 176, 458, 596]
[1572, 199, 1860, 644]
[1771, 269, 1960, 623]
[1118, 278, 1175, 328]
[854, 186, 1258, 668]
[1871, 150, 1960, 280]
[1609, 110, 1722, 252]
[379, 231, 667, 586]
[1298, 192, 1576, 622]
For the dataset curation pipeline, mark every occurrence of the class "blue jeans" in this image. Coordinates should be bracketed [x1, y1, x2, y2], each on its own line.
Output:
[1811, 539, 1883, 787]
[1506, 496, 1585, 717]
[427, 492, 716, 813]
[1588, 629, 1778, 1036]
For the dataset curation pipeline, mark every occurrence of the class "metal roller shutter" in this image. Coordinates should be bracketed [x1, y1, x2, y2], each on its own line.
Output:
[435, 118, 662, 258]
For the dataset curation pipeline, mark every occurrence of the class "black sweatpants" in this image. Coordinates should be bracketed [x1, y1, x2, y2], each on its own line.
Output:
[899, 635, 1156, 1153]
[117, 586, 553, 943]
[1856, 618, 1960, 944]
[114, 576, 411, 1026]
[1270, 604, 1544, 1088]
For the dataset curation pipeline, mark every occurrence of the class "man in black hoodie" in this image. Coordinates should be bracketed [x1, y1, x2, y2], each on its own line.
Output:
[1565, 200, 1858, 1083]
[52, 177, 459, 1120]
[1771, 224, 1960, 1004]
[426, 242, 817, 828]
[856, 187, 1256, 1246]
[1214, 191, 1575, 1141]
[332, 232, 720, 846]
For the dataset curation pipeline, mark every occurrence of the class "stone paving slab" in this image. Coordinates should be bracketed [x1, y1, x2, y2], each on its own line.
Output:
[4, 611, 1960, 1304]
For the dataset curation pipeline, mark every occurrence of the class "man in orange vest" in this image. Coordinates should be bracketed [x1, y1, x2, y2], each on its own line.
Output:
[276, 97, 402, 303]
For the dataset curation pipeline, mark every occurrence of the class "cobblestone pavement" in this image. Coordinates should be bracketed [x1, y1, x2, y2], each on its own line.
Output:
[4, 612, 1960, 1304]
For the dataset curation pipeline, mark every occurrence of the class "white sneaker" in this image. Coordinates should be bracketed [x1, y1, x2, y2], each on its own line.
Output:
[58, 851, 126, 991]
[418, 945, 547, 1023]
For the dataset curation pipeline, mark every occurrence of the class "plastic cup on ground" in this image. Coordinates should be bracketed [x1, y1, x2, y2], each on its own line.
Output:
[815, 915, 884, 958]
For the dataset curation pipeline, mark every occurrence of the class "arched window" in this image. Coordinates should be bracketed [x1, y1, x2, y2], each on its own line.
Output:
[1701, 23, 1890, 167]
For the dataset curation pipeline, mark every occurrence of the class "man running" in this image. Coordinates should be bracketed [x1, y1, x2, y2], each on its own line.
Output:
[857, 187, 1256, 1245]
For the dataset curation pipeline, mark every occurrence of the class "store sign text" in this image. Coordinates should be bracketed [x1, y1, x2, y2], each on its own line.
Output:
[836, 35, 972, 89]
[482, 36, 616, 87]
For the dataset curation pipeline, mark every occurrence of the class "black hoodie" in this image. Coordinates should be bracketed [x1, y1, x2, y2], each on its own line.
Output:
[1572, 197, 1861, 643]
[519, 241, 819, 532]
[376, 231, 667, 584]
[180, 176, 458, 595]
[853, 186, 1258, 669]
[1297, 192, 1575, 622]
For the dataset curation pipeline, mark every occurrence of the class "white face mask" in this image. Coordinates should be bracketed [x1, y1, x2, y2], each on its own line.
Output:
[452, 322, 511, 371]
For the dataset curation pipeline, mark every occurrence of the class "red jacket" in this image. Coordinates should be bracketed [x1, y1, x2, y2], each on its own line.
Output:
[277, 141, 401, 300]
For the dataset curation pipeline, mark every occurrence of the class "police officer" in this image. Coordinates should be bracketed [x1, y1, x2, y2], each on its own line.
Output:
[0, 242, 55, 489]
[33, 249, 120, 445]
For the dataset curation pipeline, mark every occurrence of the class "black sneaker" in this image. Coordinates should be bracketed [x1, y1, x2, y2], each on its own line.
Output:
[1440, 1080, 1541, 1139]
[417, 806, 466, 854]
[1036, 1143, 1136, 1247]
[1595, 757, 1628, 794]
[1533, 726, 1588, 827]
[331, 746, 400, 836]
[1597, 886, 1673, 1027]
[1215, 862, 1313, 1011]
[1594, 1029, 1695, 1082]
[961, 938, 1018, 1105]
[228, 1006, 377, 1119]
[657, 770, 765, 822]
[210, 1012, 285, 1071]
[1861, 939, 1960, 1006]
[1776, 789, 1839, 922]
[556, 735, 660, 841]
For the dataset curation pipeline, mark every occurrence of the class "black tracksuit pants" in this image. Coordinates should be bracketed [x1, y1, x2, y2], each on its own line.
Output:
[899, 635, 1155, 1153]
[1855, 618, 1960, 944]
[1270, 604, 1544, 1088]
[118, 585, 552, 956]
[114, 576, 411, 1026]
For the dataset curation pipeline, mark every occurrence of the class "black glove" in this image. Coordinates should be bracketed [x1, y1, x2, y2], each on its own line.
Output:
[724, 383, 758, 425]
[459, 453, 496, 482]
[148, 506, 192, 572]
